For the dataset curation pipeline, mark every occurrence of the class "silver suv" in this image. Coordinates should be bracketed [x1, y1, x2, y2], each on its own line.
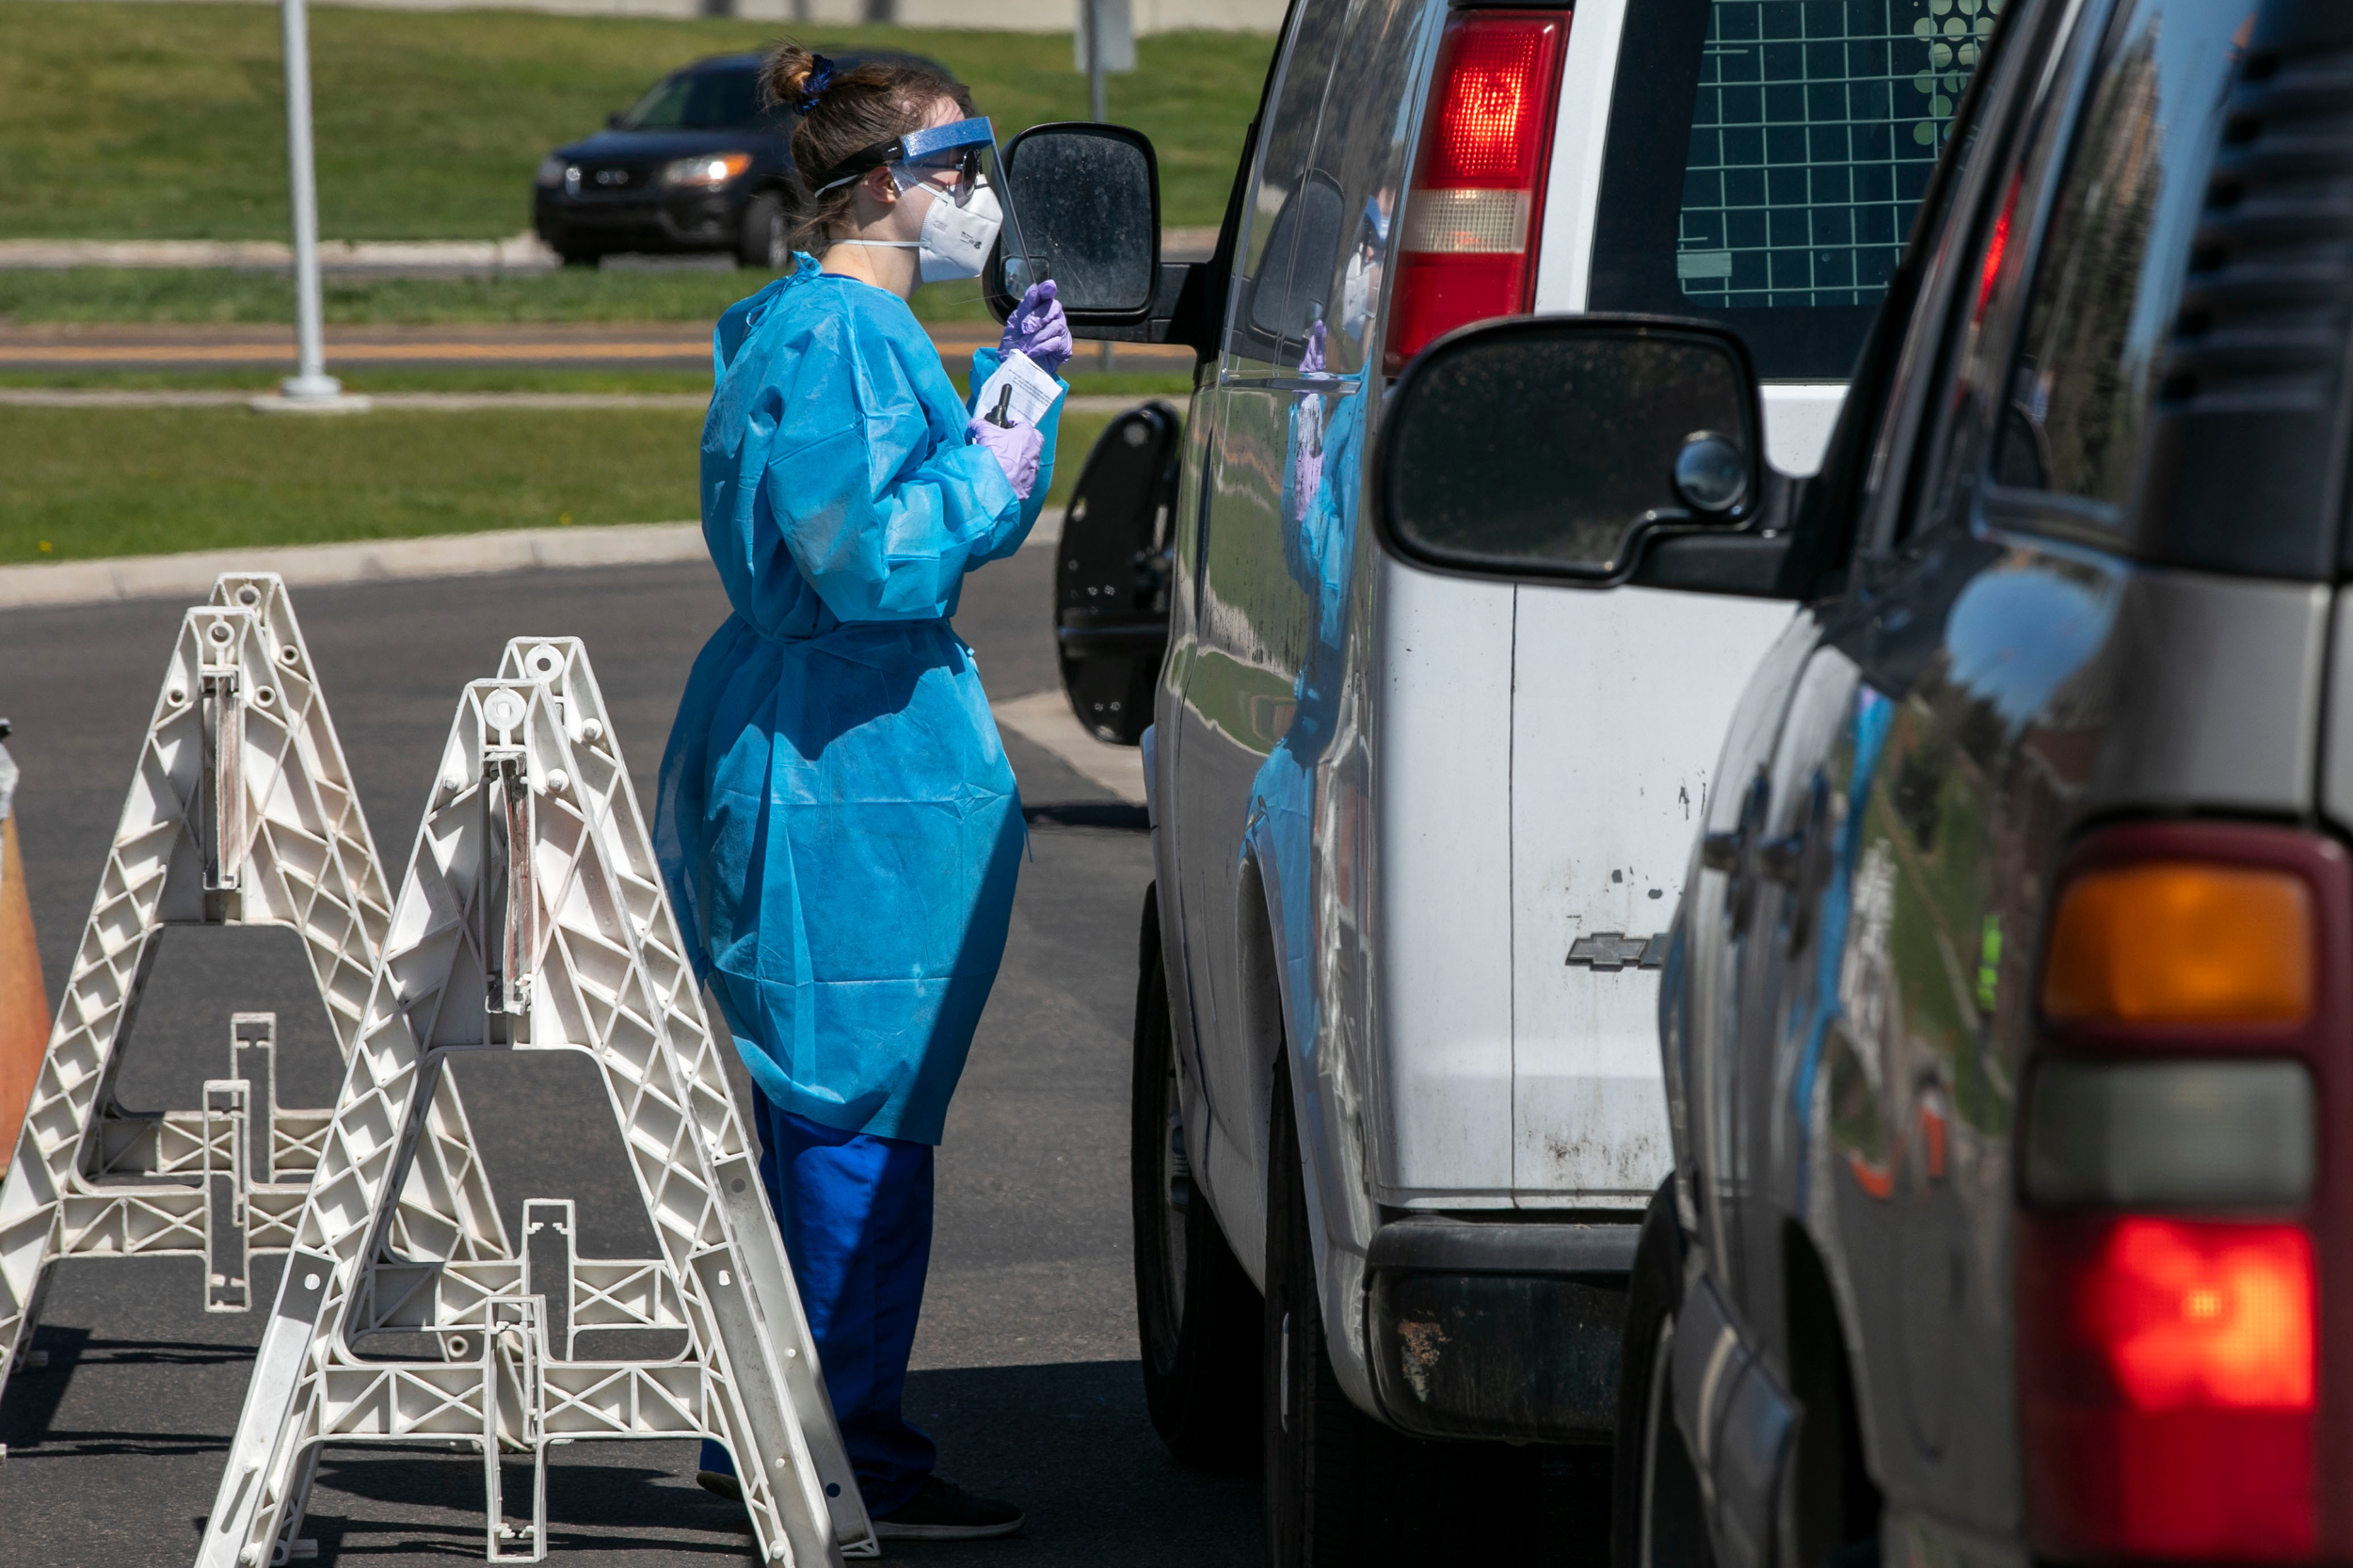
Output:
[1337, 0, 2351, 1562]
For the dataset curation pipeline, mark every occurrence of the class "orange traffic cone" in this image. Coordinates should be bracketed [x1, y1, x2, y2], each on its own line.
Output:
[0, 721, 48, 1176]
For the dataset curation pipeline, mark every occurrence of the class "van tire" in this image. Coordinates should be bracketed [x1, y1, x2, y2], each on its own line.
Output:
[1132, 886, 1260, 1466]
[1611, 1180, 1713, 1568]
[1263, 1053, 1543, 1568]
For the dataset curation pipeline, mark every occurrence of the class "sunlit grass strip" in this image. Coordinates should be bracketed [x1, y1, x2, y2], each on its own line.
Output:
[0, 407, 1113, 566]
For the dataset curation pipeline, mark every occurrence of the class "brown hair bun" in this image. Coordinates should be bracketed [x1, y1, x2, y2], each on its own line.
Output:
[760, 41, 972, 254]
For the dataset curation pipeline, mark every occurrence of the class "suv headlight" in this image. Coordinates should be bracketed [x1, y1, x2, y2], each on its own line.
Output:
[535, 154, 570, 189]
[661, 152, 753, 190]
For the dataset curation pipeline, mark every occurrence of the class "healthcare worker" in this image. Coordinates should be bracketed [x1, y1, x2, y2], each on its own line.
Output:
[654, 42, 1071, 1542]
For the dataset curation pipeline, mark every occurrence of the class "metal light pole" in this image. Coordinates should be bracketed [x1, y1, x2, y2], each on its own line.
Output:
[258, 0, 367, 412]
[1084, 0, 1108, 123]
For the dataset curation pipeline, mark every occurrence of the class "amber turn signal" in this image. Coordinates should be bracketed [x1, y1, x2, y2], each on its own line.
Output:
[2042, 863, 2312, 1025]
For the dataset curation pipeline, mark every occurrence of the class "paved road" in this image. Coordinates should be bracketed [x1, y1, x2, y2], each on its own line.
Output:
[0, 550, 1257, 1564]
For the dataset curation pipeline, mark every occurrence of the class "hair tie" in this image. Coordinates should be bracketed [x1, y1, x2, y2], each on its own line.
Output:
[795, 55, 836, 114]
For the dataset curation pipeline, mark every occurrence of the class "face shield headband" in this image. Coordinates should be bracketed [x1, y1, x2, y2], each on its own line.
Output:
[811, 116, 1041, 287]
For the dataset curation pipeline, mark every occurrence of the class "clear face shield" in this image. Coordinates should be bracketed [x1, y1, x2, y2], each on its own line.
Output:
[822, 117, 1045, 290]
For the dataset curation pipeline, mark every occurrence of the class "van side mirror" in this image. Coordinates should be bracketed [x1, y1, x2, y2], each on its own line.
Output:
[1373, 315, 1799, 598]
[988, 122, 1160, 324]
[985, 122, 1214, 355]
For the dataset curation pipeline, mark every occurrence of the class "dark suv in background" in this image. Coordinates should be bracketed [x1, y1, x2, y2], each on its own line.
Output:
[533, 51, 932, 269]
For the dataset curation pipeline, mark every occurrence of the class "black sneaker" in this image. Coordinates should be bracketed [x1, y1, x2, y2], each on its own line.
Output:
[872, 1476, 1025, 1541]
[696, 1470, 744, 1506]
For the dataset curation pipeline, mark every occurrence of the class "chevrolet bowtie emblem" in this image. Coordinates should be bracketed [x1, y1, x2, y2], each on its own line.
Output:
[1566, 933, 1668, 971]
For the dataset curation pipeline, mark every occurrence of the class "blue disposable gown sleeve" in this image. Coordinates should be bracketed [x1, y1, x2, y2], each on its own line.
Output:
[965, 346, 1068, 564]
[755, 312, 1032, 623]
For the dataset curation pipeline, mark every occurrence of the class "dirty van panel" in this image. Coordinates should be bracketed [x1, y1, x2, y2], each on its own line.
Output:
[1507, 585, 1794, 1205]
[1369, 556, 1518, 1207]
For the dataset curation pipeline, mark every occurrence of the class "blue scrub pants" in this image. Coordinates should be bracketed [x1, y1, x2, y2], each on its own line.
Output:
[699, 1086, 936, 1516]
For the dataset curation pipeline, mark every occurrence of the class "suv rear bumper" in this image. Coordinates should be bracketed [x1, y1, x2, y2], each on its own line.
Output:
[1365, 1219, 1638, 1443]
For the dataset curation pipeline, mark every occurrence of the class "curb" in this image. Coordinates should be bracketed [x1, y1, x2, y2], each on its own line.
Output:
[0, 234, 559, 273]
[0, 389, 1151, 414]
[0, 512, 1074, 612]
[0, 523, 707, 611]
[0, 389, 711, 410]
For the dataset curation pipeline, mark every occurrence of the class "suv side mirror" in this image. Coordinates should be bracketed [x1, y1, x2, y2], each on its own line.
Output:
[1373, 315, 1800, 598]
[988, 122, 1160, 324]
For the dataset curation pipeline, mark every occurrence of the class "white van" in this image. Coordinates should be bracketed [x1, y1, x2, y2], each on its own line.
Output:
[995, 0, 1988, 1556]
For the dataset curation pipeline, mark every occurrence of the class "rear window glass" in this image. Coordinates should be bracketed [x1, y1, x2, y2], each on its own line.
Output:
[624, 69, 769, 132]
[1590, 0, 2000, 378]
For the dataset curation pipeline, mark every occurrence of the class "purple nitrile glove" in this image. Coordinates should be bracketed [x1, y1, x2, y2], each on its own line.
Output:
[1000, 279, 1073, 378]
[968, 417, 1044, 501]
[1299, 317, 1327, 376]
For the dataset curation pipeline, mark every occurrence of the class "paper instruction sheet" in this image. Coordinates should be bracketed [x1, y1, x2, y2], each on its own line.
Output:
[971, 348, 1061, 431]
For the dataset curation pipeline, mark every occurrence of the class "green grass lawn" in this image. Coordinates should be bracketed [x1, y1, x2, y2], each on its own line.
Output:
[0, 0, 1270, 241]
[0, 407, 1114, 565]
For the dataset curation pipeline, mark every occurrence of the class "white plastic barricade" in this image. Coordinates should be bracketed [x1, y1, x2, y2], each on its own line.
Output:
[0, 575, 505, 1431]
[196, 639, 874, 1566]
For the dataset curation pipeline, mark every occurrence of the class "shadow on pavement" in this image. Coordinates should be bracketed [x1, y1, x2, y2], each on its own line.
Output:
[261, 1360, 1256, 1566]
[897, 1359, 1257, 1566]
[1021, 800, 1150, 832]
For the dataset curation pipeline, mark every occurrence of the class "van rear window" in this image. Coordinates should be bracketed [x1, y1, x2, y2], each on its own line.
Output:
[1589, 0, 1999, 378]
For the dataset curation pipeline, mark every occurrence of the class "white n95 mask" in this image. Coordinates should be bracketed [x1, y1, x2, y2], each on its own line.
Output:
[915, 182, 1002, 283]
[830, 181, 1003, 285]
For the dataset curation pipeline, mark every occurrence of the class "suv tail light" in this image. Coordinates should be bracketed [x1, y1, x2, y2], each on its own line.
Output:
[2017, 823, 2351, 1562]
[1382, 10, 1568, 374]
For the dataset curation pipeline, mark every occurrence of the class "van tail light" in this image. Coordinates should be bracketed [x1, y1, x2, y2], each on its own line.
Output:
[1382, 10, 1567, 374]
[2016, 823, 2351, 1562]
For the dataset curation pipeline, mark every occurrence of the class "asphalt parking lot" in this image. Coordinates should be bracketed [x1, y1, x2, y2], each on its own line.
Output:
[0, 545, 1257, 1565]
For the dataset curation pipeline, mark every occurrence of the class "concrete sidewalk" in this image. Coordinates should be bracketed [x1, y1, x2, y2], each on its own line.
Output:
[0, 524, 709, 611]
[0, 229, 1223, 275]
[0, 321, 1197, 374]
[0, 387, 1150, 412]
[0, 509, 1081, 611]
[0, 233, 562, 275]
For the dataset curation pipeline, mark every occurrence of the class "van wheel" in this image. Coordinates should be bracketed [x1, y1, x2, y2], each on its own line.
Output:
[1612, 1181, 1713, 1568]
[1131, 886, 1259, 1465]
[1264, 1054, 1543, 1568]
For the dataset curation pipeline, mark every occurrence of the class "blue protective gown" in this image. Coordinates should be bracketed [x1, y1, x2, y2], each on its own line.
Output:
[655, 254, 1064, 1146]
